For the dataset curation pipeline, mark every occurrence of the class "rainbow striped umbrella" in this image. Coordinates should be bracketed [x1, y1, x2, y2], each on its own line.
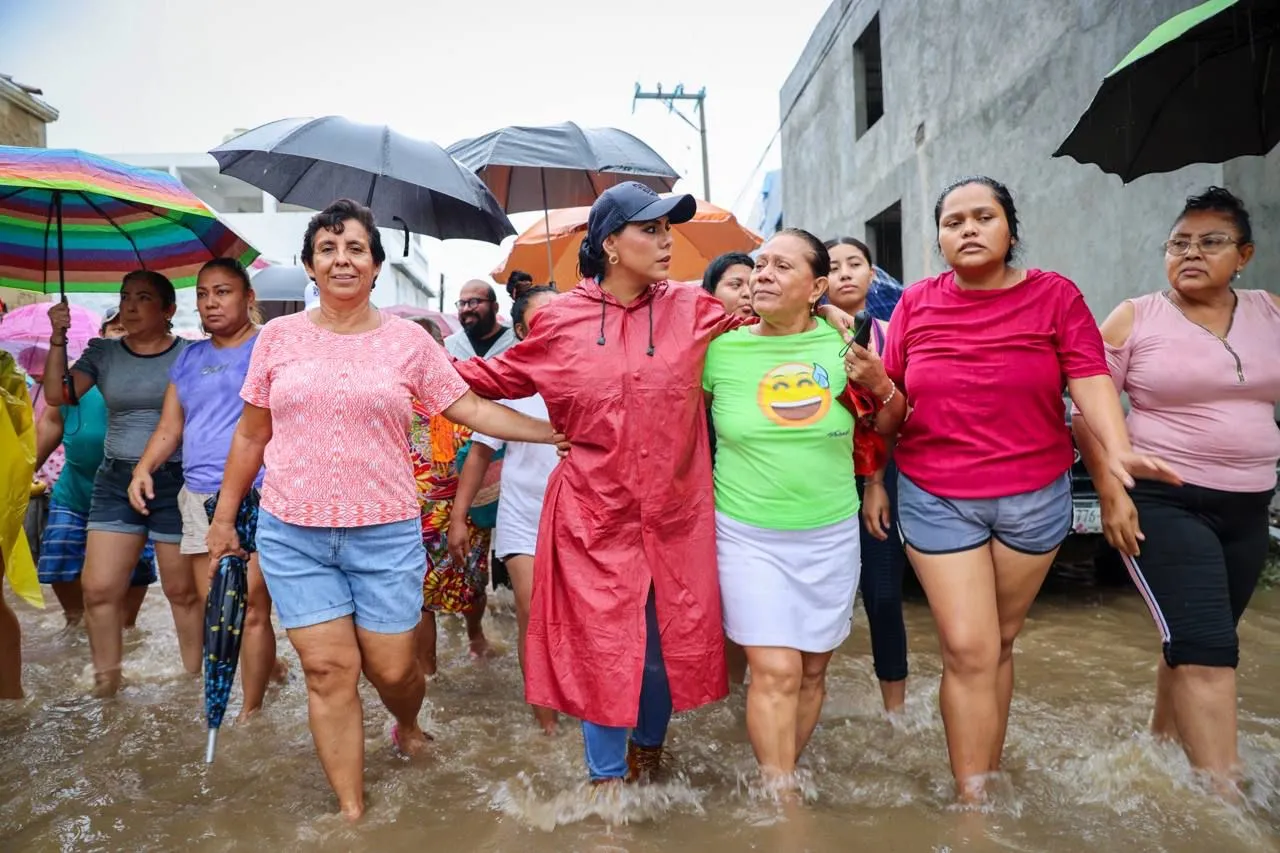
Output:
[0, 145, 258, 295]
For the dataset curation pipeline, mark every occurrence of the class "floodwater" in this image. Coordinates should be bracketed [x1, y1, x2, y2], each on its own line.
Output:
[2, 571, 1279, 853]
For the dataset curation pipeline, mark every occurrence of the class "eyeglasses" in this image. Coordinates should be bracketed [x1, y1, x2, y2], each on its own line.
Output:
[455, 298, 494, 310]
[1164, 236, 1238, 256]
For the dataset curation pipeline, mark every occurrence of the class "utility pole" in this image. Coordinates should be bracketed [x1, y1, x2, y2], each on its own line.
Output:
[633, 83, 710, 201]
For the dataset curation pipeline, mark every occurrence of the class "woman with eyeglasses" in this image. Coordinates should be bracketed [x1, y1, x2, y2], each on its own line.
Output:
[1072, 187, 1280, 797]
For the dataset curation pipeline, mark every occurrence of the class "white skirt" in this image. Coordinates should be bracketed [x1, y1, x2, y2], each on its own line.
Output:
[716, 511, 861, 653]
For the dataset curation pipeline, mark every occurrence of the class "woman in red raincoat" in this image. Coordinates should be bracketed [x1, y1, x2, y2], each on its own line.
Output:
[454, 182, 854, 784]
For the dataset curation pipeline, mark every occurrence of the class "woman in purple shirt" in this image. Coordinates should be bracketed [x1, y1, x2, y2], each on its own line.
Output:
[129, 258, 283, 718]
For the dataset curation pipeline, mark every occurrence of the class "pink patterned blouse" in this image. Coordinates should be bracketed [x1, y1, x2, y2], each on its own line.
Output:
[241, 310, 469, 528]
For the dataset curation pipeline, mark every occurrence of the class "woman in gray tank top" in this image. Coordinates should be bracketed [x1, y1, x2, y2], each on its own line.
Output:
[45, 270, 197, 698]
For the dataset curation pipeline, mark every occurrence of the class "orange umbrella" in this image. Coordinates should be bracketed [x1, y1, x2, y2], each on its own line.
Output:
[493, 198, 763, 290]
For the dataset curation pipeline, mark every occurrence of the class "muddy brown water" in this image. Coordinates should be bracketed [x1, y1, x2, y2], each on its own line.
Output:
[2, 572, 1278, 853]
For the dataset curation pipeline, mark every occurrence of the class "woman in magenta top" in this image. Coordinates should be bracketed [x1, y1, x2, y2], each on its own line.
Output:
[1073, 187, 1280, 796]
[870, 176, 1173, 801]
[206, 199, 559, 821]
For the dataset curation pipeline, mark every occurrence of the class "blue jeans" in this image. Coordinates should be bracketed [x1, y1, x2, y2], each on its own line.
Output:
[581, 589, 672, 780]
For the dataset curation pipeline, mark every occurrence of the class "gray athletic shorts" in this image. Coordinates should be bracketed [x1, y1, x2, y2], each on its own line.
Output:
[897, 470, 1071, 556]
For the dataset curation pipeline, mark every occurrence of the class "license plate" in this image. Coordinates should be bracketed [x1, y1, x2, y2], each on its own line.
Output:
[1072, 500, 1102, 534]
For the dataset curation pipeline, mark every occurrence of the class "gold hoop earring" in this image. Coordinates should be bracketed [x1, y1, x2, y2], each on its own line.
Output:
[608, 253, 620, 265]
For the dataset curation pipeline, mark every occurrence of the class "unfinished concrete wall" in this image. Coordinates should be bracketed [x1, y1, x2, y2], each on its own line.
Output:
[780, 0, 1279, 316]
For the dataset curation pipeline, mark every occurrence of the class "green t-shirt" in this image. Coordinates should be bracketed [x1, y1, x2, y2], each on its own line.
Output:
[51, 387, 109, 514]
[702, 321, 858, 530]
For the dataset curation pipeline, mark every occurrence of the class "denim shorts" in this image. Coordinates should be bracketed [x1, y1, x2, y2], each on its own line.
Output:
[256, 509, 426, 633]
[897, 470, 1071, 556]
[87, 458, 184, 544]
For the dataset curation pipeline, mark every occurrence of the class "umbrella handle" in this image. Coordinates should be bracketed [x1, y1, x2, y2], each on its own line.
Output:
[392, 216, 409, 258]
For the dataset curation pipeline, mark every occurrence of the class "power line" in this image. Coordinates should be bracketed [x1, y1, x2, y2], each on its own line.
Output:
[633, 83, 710, 201]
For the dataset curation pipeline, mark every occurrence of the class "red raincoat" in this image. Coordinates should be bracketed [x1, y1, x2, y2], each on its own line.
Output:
[454, 278, 740, 727]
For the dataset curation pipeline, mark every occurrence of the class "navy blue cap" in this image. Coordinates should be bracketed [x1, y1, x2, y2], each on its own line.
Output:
[585, 182, 697, 253]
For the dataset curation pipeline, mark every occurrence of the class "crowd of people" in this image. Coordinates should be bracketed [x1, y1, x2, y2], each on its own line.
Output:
[0, 177, 1276, 820]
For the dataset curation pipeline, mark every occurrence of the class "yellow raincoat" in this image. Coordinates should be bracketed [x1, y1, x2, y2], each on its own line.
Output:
[0, 351, 42, 607]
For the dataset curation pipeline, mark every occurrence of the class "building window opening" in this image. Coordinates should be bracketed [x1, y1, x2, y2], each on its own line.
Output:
[853, 14, 884, 138]
[866, 201, 902, 283]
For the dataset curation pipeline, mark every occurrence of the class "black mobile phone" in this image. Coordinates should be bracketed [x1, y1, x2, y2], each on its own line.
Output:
[851, 310, 873, 349]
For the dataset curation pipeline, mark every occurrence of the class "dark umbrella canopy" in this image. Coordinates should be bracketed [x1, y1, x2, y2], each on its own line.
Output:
[202, 489, 260, 764]
[446, 121, 680, 213]
[210, 117, 515, 243]
[1054, 0, 1279, 182]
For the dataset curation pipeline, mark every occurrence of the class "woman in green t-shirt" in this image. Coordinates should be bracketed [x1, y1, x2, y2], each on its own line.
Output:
[703, 228, 889, 788]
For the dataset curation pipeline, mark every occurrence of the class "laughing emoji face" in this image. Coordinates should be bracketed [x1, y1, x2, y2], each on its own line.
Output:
[757, 362, 832, 427]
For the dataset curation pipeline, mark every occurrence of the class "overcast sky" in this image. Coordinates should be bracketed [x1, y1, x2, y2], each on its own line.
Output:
[2, 0, 831, 308]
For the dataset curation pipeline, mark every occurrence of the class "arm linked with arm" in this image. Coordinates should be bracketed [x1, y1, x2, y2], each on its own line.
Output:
[452, 331, 545, 401]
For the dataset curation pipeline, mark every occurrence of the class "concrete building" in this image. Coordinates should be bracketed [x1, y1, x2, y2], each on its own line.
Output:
[750, 169, 785, 237]
[0, 74, 59, 311]
[780, 0, 1279, 309]
[0, 74, 57, 148]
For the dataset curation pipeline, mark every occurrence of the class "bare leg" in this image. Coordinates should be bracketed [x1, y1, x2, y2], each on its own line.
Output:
[123, 585, 148, 629]
[191, 548, 212, 602]
[154, 544, 201, 674]
[82, 531, 145, 696]
[726, 637, 749, 686]
[465, 593, 492, 658]
[988, 540, 1057, 773]
[0, 590, 22, 700]
[289, 617, 365, 820]
[415, 610, 437, 676]
[795, 650, 834, 759]
[879, 679, 907, 714]
[506, 554, 556, 733]
[356, 624, 429, 756]
[908, 544, 1000, 802]
[1169, 664, 1241, 793]
[51, 580, 84, 626]
[1151, 658, 1180, 742]
[237, 553, 279, 720]
[743, 646, 803, 778]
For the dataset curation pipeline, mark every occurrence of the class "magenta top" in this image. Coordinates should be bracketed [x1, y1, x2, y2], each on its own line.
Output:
[1107, 290, 1280, 492]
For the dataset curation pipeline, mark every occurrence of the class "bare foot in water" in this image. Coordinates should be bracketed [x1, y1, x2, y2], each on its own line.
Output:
[469, 635, 497, 660]
[533, 705, 559, 735]
[392, 723, 433, 759]
[91, 668, 122, 698]
[270, 658, 288, 684]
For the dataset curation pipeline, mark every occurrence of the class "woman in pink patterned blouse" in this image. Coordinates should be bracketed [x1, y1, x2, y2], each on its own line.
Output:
[207, 199, 560, 821]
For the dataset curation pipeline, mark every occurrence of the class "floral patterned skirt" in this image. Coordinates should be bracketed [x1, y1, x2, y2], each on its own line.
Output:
[421, 497, 490, 614]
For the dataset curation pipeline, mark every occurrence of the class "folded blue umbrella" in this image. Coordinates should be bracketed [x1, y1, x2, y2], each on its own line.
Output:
[201, 489, 260, 764]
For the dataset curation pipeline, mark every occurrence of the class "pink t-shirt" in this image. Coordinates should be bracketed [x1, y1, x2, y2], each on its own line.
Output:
[241, 311, 469, 527]
[1106, 290, 1280, 492]
[882, 269, 1108, 499]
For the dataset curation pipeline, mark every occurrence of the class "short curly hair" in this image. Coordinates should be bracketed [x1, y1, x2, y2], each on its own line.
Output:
[301, 198, 386, 267]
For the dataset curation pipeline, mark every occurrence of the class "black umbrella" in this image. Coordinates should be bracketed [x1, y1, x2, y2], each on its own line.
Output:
[202, 489, 260, 764]
[447, 122, 680, 280]
[209, 117, 515, 248]
[1054, 0, 1279, 182]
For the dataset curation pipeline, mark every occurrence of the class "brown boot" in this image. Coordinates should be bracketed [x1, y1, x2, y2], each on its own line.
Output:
[625, 741, 669, 784]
